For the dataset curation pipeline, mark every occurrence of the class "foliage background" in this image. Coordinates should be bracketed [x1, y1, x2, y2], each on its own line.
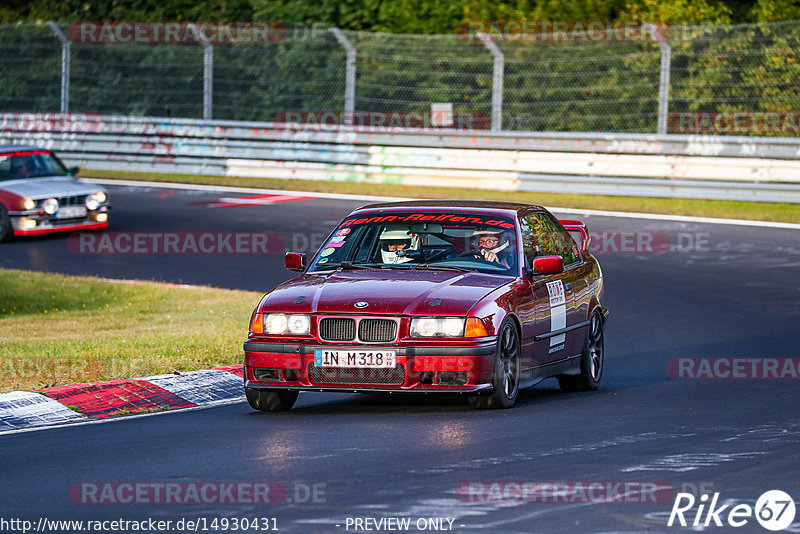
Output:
[0, 1, 798, 134]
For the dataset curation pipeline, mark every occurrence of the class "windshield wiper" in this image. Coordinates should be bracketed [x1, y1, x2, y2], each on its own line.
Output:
[414, 263, 476, 273]
[333, 261, 376, 270]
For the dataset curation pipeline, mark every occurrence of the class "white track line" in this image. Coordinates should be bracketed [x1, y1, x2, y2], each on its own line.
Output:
[85, 178, 800, 230]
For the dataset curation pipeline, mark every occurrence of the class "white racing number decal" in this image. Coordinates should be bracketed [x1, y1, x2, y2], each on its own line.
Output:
[546, 280, 567, 349]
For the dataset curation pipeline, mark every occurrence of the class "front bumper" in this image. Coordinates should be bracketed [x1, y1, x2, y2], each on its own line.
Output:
[244, 341, 498, 393]
[10, 207, 110, 236]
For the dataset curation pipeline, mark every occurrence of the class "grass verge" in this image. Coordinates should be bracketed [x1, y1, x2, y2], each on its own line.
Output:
[0, 268, 260, 393]
[81, 169, 800, 224]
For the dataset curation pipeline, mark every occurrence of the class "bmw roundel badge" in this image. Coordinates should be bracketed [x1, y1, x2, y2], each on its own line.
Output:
[354, 301, 369, 308]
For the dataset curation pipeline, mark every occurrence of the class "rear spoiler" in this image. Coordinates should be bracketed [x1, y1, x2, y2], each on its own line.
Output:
[559, 219, 590, 252]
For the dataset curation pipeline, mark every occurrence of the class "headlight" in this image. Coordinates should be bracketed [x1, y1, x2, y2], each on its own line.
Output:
[287, 314, 311, 334]
[42, 198, 58, 215]
[86, 191, 107, 211]
[264, 313, 310, 335]
[23, 199, 35, 210]
[410, 317, 466, 337]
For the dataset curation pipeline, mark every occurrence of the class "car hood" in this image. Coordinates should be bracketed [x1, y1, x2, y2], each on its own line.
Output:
[261, 269, 513, 316]
[0, 176, 102, 199]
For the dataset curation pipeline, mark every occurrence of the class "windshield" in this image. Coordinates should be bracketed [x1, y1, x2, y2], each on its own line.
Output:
[0, 150, 68, 181]
[308, 211, 519, 275]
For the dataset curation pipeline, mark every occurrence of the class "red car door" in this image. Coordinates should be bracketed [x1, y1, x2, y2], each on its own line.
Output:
[520, 212, 585, 365]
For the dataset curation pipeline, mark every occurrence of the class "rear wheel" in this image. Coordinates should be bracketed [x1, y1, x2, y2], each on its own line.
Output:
[558, 309, 604, 392]
[468, 319, 520, 409]
[0, 204, 12, 243]
[245, 388, 298, 411]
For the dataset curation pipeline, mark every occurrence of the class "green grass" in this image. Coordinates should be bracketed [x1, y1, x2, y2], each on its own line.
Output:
[81, 169, 800, 224]
[0, 269, 261, 393]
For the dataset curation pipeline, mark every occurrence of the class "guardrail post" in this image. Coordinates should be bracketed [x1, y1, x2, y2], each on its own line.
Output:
[46, 22, 70, 113]
[329, 28, 356, 126]
[647, 24, 671, 135]
[478, 33, 504, 132]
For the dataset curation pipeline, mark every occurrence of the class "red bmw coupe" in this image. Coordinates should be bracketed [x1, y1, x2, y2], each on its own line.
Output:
[244, 201, 607, 410]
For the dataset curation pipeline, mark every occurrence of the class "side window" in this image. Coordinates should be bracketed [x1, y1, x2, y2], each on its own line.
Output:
[520, 213, 581, 267]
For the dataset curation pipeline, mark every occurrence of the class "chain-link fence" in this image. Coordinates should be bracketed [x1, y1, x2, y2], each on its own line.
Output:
[1, 21, 799, 135]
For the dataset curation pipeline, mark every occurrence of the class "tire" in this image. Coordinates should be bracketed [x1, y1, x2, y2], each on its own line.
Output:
[0, 204, 12, 243]
[245, 388, 298, 411]
[558, 309, 604, 392]
[468, 318, 520, 409]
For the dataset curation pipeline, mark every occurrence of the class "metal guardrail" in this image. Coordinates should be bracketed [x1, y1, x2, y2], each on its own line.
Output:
[1, 114, 799, 203]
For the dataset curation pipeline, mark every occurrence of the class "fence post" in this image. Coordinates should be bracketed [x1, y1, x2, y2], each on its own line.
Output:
[478, 33, 504, 132]
[46, 22, 70, 113]
[188, 24, 214, 120]
[647, 24, 672, 135]
[329, 28, 356, 126]
[203, 43, 213, 120]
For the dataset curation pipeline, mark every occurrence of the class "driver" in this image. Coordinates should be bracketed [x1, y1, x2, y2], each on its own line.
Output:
[11, 158, 34, 179]
[472, 228, 511, 266]
[379, 227, 420, 264]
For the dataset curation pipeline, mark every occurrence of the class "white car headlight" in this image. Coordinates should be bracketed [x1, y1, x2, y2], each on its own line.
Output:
[410, 317, 466, 337]
[287, 314, 311, 335]
[42, 198, 58, 215]
[86, 191, 107, 211]
[264, 313, 310, 335]
[264, 314, 288, 334]
[23, 199, 35, 210]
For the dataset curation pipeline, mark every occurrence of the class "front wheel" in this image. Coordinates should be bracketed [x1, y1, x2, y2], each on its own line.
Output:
[245, 388, 298, 411]
[558, 309, 604, 392]
[0, 204, 12, 243]
[468, 319, 520, 409]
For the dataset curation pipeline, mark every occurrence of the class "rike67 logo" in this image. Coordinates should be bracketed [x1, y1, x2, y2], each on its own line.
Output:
[668, 490, 796, 531]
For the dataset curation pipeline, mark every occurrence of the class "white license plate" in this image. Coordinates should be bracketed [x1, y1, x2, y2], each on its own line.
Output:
[314, 349, 396, 368]
[56, 206, 87, 219]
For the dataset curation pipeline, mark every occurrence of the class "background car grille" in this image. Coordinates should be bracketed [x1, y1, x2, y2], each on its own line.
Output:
[36, 195, 87, 209]
[319, 318, 356, 341]
[307, 363, 405, 385]
[59, 195, 88, 207]
[358, 319, 397, 343]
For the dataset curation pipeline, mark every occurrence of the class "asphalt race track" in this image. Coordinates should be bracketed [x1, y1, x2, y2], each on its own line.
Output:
[1, 183, 799, 533]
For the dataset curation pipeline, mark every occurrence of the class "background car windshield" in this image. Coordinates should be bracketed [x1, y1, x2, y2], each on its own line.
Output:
[0, 150, 68, 181]
[308, 211, 519, 275]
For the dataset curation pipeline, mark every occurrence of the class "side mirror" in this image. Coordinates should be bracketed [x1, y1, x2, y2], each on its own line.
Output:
[532, 255, 564, 275]
[284, 252, 306, 271]
[68, 166, 80, 176]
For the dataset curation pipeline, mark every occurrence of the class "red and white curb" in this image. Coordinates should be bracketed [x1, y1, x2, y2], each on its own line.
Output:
[0, 365, 244, 432]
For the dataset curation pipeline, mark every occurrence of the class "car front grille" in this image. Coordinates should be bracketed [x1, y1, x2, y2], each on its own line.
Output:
[319, 318, 357, 342]
[307, 363, 405, 385]
[37, 195, 87, 209]
[59, 195, 88, 207]
[358, 319, 397, 343]
[318, 317, 398, 343]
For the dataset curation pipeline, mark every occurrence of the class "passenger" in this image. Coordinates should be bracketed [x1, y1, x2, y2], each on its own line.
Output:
[379, 228, 420, 264]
